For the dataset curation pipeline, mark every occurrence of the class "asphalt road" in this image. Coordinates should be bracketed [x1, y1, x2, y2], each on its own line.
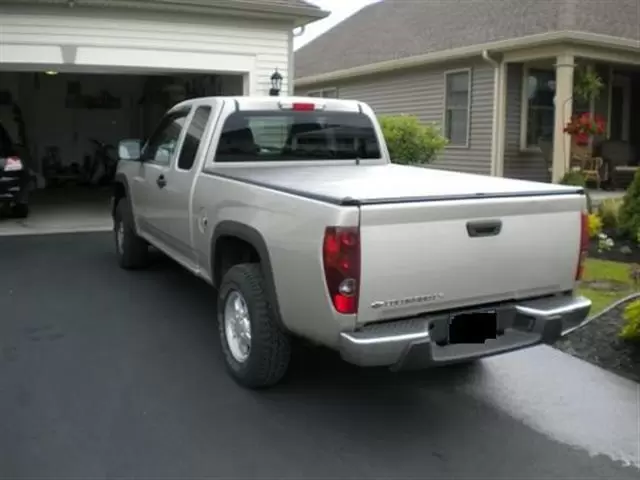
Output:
[1, 232, 639, 478]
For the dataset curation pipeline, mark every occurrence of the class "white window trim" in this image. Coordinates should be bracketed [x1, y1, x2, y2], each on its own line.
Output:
[307, 87, 339, 98]
[442, 68, 472, 149]
[520, 65, 555, 152]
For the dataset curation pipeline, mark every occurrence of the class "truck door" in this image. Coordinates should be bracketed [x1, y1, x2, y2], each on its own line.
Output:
[158, 104, 216, 267]
[134, 108, 190, 249]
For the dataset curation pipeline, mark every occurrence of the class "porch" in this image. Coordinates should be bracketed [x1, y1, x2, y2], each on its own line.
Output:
[500, 49, 640, 190]
[589, 188, 625, 207]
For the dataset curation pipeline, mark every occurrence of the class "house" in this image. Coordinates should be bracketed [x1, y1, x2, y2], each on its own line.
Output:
[294, 0, 640, 185]
[0, 0, 327, 232]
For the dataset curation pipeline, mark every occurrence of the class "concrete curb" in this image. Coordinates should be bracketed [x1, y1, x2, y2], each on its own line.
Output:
[0, 226, 113, 237]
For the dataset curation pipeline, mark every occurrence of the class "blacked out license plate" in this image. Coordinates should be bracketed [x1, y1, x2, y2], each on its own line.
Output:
[448, 310, 498, 344]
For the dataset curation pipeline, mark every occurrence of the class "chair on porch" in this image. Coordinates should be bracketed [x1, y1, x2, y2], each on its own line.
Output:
[571, 143, 603, 189]
[538, 136, 603, 188]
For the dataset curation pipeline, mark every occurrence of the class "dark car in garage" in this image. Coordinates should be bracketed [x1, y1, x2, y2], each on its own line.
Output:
[0, 121, 30, 218]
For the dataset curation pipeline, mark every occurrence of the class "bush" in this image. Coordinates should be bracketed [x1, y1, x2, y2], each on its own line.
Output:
[618, 170, 640, 239]
[378, 115, 448, 165]
[559, 171, 593, 213]
[621, 299, 640, 341]
[597, 197, 622, 230]
[587, 213, 602, 239]
[560, 171, 586, 187]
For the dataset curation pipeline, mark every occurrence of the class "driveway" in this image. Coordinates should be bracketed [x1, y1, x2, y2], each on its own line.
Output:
[1, 233, 639, 478]
[0, 187, 112, 237]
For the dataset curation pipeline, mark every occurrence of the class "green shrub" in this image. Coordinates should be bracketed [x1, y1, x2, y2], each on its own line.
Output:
[620, 298, 640, 341]
[597, 197, 622, 230]
[378, 115, 448, 165]
[618, 170, 640, 239]
[559, 171, 592, 212]
[560, 171, 587, 187]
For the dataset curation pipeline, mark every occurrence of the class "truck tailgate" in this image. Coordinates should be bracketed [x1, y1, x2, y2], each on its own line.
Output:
[357, 193, 585, 324]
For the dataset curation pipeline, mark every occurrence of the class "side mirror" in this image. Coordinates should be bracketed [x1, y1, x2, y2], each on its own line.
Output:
[118, 139, 142, 161]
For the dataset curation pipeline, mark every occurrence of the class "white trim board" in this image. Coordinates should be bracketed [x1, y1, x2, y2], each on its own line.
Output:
[1, 44, 257, 75]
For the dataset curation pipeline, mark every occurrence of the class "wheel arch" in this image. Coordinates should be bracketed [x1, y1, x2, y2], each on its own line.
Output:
[211, 220, 287, 332]
[112, 173, 135, 227]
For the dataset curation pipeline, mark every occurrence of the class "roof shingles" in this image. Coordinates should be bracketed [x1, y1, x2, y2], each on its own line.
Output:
[295, 0, 639, 79]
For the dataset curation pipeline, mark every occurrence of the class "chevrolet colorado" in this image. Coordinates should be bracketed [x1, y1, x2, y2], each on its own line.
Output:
[112, 96, 591, 389]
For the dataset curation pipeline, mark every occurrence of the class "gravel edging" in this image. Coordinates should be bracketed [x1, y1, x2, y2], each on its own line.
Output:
[554, 294, 640, 383]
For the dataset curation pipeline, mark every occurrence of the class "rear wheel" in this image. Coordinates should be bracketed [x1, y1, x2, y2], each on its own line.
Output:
[114, 200, 149, 269]
[218, 263, 291, 389]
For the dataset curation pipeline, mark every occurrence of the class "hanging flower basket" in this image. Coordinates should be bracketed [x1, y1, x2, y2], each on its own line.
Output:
[564, 112, 606, 147]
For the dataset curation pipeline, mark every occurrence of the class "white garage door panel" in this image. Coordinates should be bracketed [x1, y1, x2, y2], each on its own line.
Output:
[0, 45, 64, 65]
[75, 47, 256, 73]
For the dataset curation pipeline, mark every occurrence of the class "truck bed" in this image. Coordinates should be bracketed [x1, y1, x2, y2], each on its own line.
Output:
[205, 164, 583, 205]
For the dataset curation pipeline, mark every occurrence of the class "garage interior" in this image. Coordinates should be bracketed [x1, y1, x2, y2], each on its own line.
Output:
[0, 69, 244, 235]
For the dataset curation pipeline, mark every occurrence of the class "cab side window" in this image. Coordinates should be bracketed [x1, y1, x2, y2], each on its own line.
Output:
[178, 106, 212, 171]
[142, 109, 189, 166]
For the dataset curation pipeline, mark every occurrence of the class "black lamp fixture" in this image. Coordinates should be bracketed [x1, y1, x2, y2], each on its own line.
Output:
[270, 68, 283, 96]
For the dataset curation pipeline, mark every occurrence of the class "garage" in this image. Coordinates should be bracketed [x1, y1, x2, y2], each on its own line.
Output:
[0, 0, 325, 235]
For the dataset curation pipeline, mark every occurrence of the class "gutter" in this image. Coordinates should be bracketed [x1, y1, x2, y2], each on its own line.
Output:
[5, 0, 329, 25]
[294, 31, 640, 86]
[482, 50, 501, 177]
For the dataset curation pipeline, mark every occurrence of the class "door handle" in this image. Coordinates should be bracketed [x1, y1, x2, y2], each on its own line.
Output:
[156, 175, 167, 188]
[466, 219, 502, 238]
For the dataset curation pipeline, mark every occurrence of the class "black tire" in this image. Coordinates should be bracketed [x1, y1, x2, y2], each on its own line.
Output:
[10, 203, 29, 219]
[218, 263, 291, 389]
[114, 200, 149, 269]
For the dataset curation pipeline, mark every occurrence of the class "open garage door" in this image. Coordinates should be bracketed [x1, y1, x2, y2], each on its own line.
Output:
[0, 71, 243, 235]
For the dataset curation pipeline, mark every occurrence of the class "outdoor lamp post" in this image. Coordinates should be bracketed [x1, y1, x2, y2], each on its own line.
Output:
[269, 69, 283, 96]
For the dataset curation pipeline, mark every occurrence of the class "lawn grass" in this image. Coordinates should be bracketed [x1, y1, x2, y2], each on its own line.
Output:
[578, 258, 639, 315]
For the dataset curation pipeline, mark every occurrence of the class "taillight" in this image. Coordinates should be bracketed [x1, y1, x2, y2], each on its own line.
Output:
[3, 156, 23, 172]
[322, 226, 360, 315]
[576, 211, 589, 281]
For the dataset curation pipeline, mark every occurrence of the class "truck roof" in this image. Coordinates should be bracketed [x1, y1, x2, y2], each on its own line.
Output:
[171, 96, 366, 113]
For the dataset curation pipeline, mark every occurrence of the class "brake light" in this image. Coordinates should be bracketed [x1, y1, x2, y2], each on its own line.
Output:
[576, 211, 589, 281]
[278, 101, 325, 112]
[3, 156, 23, 172]
[322, 226, 360, 315]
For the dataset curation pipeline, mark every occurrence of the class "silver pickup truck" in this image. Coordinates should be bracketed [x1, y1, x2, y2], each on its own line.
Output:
[112, 96, 592, 389]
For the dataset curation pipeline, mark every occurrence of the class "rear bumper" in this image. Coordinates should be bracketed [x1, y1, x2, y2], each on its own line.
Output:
[339, 294, 591, 370]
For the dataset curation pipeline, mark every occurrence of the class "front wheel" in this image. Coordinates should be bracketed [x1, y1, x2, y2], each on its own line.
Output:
[114, 200, 149, 269]
[218, 263, 291, 389]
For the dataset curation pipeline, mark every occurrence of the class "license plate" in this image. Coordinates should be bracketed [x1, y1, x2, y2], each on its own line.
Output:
[448, 310, 498, 344]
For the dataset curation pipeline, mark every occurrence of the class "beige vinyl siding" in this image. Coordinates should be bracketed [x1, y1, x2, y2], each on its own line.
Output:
[296, 59, 495, 175]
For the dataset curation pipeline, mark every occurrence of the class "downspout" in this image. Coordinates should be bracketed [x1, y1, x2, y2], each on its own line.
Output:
[289, 26, 306, 96]
[482, 50, 501, 177]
